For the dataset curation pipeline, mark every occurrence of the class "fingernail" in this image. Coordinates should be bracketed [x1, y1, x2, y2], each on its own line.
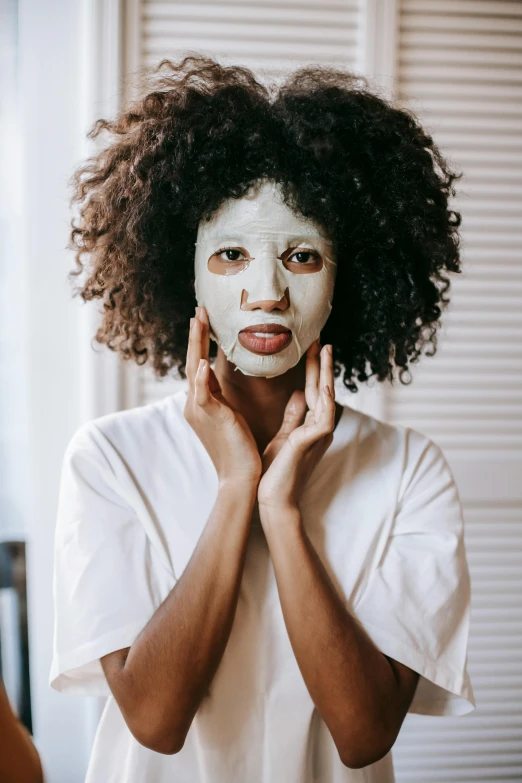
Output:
[189, 318, 194, 331]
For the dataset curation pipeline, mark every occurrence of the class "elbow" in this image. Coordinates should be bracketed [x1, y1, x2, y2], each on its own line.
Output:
[107, 666, 194, 755]
[338, 729, 395, 770]
[138, 734, 185, 756]
[340, 744, 393, 770]
[130, 721, 187, 755]
[340, 752, 383, 770]
[123, 702, 189, 755]
[112, 679, 190, 755]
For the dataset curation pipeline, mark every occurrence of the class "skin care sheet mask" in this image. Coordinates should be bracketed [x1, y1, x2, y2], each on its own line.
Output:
[194, 179, 337, 378]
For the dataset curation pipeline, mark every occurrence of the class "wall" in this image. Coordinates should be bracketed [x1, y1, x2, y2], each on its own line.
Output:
[18, 0, 96, 779]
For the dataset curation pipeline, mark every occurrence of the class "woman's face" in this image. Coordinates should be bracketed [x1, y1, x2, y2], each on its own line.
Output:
[194, 179, 337, 378]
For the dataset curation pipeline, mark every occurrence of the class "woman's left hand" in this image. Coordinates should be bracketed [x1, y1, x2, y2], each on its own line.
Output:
[257, 339, 337, 513]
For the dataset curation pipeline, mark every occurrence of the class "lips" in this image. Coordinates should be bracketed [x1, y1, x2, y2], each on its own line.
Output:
[238, 323, 292, 355]
[239, 323, 291, 335]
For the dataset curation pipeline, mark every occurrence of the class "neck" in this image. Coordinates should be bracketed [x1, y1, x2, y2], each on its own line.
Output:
[213, 347, 343, 453]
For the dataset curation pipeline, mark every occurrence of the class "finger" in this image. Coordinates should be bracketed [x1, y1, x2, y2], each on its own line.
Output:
[319, 382, 336, 433]
[294, 384, 335, 449]
[194, 358, 210, 407]
[305, 338, 321, 411]
[196, 305, 222, 397]
[314, 344, 334, 418]
[194, 358, 221, 415]
[208, 366, 222, 397]
[311, 347, 327, 420]
[319, 344, 334, 399]
[276, 390, 307, 438]
[185, 314, 202, 393]
[261, 391, 306, 464]
[196, 305, 210, 362]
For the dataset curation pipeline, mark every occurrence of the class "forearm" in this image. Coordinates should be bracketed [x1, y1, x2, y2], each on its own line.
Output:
[116, 483, 257, 752]
[261, 506, 399, 768]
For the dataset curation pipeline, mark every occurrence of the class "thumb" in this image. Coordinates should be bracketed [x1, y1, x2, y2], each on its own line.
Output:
[208, 366, 222, 396]
[277, 390, 307, 438]
[261, 390, 307, 466]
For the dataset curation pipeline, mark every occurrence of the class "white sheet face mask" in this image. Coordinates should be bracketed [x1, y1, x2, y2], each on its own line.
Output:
[194, 179, 337, 378]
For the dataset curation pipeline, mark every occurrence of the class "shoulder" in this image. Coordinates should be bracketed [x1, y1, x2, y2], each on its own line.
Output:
[341, 402, 440, 464]
[64, 389, 188, 463]
[341, 406, 462, 529]
[338, 403, 449, 494]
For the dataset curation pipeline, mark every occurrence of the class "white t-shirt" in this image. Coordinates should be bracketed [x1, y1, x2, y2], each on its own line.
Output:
[50, 388, 475, 783]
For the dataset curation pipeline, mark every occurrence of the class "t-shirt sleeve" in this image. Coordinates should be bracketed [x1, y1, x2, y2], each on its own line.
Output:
[49, 422, 170, 696]
[353, 430, 476, 717]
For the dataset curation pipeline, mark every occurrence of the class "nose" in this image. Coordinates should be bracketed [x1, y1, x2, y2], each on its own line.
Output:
[240, 243, 290, 312]
[240, 287, 290, 312]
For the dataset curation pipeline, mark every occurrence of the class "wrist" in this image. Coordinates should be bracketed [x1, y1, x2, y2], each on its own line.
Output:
[218, 478, 259, 503]
[258, 502, 303, 532]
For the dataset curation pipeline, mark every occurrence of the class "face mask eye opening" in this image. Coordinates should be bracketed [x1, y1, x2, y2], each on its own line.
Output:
[207, 247, 253, 275]
[278, 247, 324, 273]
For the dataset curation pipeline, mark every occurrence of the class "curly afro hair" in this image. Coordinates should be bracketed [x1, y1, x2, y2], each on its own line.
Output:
[69, 54, 463, 393]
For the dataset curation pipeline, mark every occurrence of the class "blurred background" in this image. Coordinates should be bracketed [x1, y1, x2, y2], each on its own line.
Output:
[1, 0, 521, 780]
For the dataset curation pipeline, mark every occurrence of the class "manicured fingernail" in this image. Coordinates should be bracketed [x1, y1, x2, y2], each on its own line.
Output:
[189, 318, 194, 331]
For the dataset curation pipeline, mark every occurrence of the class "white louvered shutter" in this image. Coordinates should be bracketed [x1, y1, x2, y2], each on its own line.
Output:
[140, 0, 361, 80]
[121, 2, 522, 780]
[386, 1, 522, 781]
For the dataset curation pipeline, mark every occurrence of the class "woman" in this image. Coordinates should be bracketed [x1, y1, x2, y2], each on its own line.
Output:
[50, 56, 475, 782]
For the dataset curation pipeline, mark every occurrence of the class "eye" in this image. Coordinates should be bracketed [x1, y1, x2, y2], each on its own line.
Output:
[217, 247, 247, 262]
[288, 249, 321, 265]
[207, 246, 251, 276]
[278, 246, 324, 273]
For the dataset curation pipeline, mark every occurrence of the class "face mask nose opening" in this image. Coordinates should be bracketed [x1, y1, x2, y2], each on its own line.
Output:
[240, 251, 290, 311]
[240, 286, 290, 312]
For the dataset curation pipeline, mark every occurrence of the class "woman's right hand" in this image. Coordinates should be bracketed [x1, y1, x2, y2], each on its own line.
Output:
[183, 306, 263, 487]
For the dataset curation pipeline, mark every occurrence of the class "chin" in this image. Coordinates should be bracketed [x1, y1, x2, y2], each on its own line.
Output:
[225, 344, 299, 378]
[233, 365, 290, 379]
[221, 339, 308, 378]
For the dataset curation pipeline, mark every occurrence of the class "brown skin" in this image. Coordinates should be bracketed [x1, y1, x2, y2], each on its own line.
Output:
[0, 679, 44, 783]
[101, 305, 419, 767]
